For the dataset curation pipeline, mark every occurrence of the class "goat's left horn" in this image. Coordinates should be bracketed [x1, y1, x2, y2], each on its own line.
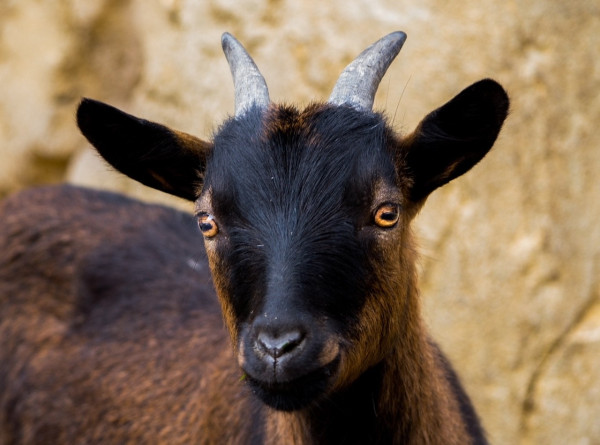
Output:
[328, 31, 407, 110]
[222, 33, 270, 116]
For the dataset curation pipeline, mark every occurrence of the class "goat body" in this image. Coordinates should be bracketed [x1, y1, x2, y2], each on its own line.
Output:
[0, 32, 508, 444]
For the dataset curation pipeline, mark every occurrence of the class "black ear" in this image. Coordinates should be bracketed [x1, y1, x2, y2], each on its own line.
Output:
[403, 79, 509, 202]
[77, 98, 212, 201]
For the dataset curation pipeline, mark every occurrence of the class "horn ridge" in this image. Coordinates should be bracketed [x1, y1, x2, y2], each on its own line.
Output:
[221, 32, 270, 116]
[328, 31, 407, 110]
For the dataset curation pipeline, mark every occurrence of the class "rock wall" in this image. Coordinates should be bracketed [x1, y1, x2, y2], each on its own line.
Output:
[1, 1, 599, 443]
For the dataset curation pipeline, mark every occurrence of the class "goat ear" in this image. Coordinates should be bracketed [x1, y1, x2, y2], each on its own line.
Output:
[77, 98, 212, 201]
[402, 79, 509, 202]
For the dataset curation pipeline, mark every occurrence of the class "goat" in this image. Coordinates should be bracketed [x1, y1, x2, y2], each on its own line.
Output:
[0, 32, 509, 444]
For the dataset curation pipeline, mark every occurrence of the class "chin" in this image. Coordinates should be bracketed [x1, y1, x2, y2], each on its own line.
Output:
[244, 357, 340, 411]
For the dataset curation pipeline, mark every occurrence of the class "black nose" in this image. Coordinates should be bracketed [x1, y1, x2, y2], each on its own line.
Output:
[256, 329, 305, 359]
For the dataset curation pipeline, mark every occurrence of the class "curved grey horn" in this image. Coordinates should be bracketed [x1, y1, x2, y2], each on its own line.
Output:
[221, 32, 270, 116]
[328, 31, 407, 110]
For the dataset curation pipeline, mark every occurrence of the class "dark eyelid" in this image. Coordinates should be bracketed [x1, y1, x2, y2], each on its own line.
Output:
[374, 202, 401, 213]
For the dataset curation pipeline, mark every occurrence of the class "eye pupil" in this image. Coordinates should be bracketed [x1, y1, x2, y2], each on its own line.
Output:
[200, 222, 213, 232]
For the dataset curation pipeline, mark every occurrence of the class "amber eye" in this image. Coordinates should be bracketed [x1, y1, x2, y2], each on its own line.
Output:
[198, 213, 219, 238]
[374, 204, 400, 228]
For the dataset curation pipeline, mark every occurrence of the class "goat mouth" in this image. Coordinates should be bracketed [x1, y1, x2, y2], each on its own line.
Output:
[243, 356, 340, 411]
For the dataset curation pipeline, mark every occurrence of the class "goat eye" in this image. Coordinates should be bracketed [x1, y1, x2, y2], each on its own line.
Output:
[374, 204, 399, 228]
[198, 213, 219, 238]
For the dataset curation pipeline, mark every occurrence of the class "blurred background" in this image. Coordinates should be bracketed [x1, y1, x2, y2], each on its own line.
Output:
[1, 0, 599, 443]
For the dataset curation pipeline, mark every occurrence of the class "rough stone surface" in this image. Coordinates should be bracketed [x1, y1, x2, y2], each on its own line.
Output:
[1, 1, 599, 444]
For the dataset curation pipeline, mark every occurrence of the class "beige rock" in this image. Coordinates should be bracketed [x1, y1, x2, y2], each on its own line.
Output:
[0, 0, 141, 196]
[1, 1, 599, 444]
[522, 298, 600, 444]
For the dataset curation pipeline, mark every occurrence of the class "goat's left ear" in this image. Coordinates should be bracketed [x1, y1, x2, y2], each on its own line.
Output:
[77, 98, 212, 201]
[402, 79, 509, 202]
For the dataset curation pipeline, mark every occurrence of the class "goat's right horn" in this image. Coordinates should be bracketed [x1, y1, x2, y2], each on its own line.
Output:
[328, 31, 407, 111]
[222, 32, 270, 116]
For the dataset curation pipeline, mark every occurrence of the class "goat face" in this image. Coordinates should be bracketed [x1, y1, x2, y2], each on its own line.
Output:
[77, 32, 509, 413]
[198, 104, 411, 410]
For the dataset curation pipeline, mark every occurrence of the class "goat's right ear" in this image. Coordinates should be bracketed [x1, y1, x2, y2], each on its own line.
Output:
[77, 98, 212, 201]
[402, 79, 509, 202]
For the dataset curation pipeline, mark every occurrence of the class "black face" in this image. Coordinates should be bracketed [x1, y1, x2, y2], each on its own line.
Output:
[198, 104, 403, 411]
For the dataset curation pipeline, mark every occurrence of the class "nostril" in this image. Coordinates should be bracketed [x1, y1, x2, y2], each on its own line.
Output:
[257, 330, 304, 359]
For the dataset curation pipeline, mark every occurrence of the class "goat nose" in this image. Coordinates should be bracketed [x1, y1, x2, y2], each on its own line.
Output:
[256, 329, 305, 359]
